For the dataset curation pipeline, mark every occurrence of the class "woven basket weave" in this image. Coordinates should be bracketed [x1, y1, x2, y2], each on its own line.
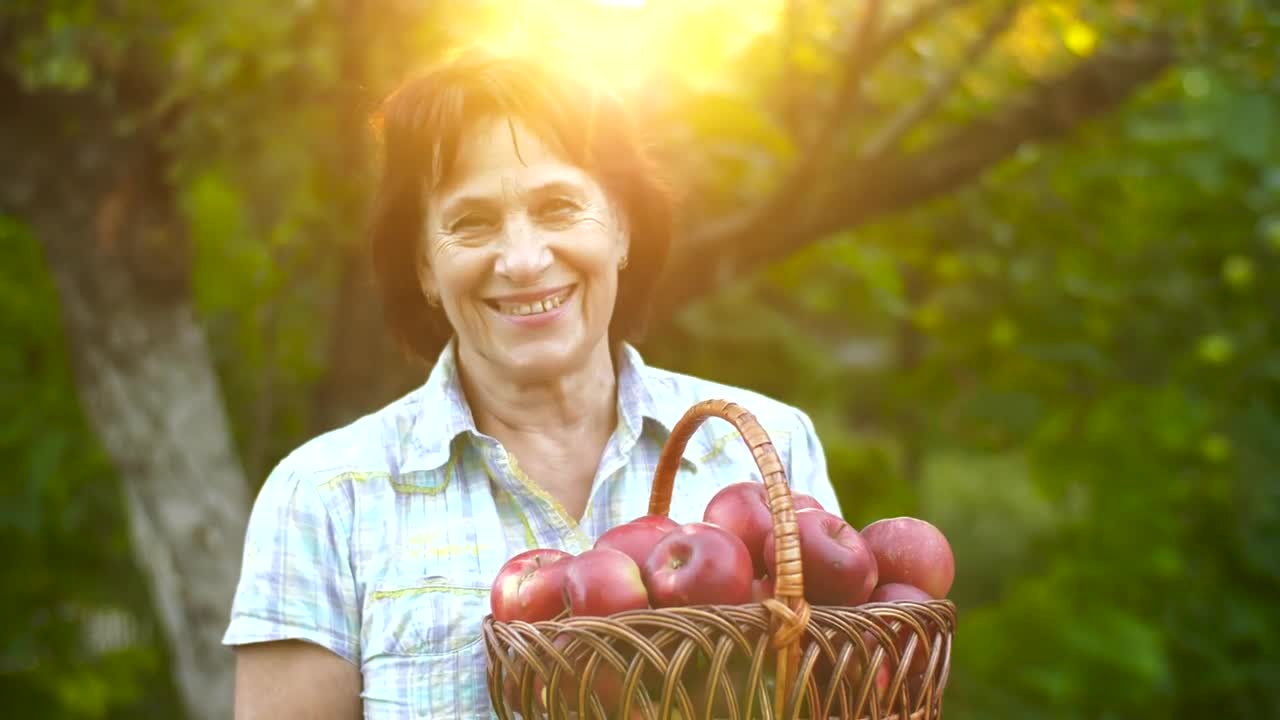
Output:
[483, 399, 956, 719]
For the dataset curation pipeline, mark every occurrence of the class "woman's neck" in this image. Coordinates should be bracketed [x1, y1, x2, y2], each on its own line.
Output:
[456, 339, 619, 445]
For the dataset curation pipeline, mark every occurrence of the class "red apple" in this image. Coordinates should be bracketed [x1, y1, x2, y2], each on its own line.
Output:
[793, 493, 825, 512]
[872, 659, 892, 700]
[594, 514, 679, 569]
[869, 582, 933, 604]
[795, 627, 895, 706]
[500, 650, 546, 715]
[860, 517, 955, 599]
[763, 509, 878, 606]
[642, 522, 754, 608]
[865, 582, 935, 673]
[564, 548, 650, 617]
[702, 482, 775, 576]
[538, 634, 648, 720]
[738, 575, 778, 649]
[751, 575, 776, 603]
[793, 626, 867, 699]
[502, 634, 649, 720]
[812, 640, 894, 707]
[689, 653, 752, 718]
[489, 548, 573, 623]
[632, 513, 681, 530]
[703, 483, 827, 576]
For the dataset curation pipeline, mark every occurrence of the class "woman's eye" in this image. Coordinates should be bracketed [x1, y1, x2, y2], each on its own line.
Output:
[536, 198, 580, 219]
[449, 214, 495, 233]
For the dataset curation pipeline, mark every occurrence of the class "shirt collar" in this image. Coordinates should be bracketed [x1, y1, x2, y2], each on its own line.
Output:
[393, 337, 477, 475]
[615, 342, 712, 472]
[395, 338, 712, 475]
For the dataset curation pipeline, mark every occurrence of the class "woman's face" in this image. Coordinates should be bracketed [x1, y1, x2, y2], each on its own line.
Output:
[420, 116, 629, 382]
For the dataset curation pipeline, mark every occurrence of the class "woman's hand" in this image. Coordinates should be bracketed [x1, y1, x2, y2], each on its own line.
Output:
[233, 640, 362, 720]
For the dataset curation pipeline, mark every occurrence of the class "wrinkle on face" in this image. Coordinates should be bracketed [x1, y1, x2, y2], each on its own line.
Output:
[414, 114, 630, 384]
[426, 177, 621, 272]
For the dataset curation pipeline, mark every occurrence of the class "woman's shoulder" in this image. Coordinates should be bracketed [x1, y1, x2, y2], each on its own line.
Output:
[255, 384, 440, 507]
[273, 412, 391, 479]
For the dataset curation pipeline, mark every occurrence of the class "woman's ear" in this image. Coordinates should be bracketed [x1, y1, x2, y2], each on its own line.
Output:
[617, 237, 631, 270]
[612, 202, 631, 268]
[416, 245, 440, 306]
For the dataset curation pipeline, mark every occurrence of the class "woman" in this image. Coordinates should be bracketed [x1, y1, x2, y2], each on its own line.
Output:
[223, 52, 842, 719]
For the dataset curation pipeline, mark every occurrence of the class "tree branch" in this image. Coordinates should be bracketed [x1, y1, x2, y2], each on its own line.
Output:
[809, 0, 883, 151]
[859, 0, 1022, 161]
[811, 37, 1176, 237]
[869, 0, 976, 62]
[780, 0, 803, 136]
[652, 37, 1176, 327]
[693, 0, 884, 246]
[688, 0, 977, 252]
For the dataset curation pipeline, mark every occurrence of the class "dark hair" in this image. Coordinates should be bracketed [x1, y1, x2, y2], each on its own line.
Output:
[367, 51, 674, 363]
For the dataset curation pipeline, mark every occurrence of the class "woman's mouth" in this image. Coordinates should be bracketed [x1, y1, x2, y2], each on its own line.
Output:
[486, 285, 575, 317]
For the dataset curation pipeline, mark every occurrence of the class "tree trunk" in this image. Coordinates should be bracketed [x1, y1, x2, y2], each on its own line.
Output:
[1, 78, 247, 720]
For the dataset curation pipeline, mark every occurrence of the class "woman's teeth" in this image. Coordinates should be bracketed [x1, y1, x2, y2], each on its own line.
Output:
[497, 288, 570, 316]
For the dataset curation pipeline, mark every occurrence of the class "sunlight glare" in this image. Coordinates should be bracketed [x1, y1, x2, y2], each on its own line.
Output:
[465, 0, 783, 95]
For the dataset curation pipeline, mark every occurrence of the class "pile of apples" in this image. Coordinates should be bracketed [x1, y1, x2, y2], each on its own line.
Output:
[490, 481, 955, 625]
[490, 482, 956, 715]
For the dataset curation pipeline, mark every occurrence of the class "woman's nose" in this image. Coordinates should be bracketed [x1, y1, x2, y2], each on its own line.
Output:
[494, 215, 553, 281]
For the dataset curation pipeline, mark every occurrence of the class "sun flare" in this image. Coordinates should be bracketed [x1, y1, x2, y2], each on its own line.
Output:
[458, 0, 783, 94]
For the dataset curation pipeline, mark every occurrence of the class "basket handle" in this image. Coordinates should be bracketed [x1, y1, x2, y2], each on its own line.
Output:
[646, 399, 812, 716]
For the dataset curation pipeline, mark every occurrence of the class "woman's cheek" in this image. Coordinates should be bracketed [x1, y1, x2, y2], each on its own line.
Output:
[558, 225, 618, 271]
[440, 246, 494, 294]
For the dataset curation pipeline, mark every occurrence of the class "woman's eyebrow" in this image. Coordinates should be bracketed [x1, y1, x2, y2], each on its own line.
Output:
[438, 194, 498, 219]
[526, 179, 589, 199]
[439, 178, 589, 219]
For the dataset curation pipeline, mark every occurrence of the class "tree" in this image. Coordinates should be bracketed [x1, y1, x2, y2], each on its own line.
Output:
[0, 16, 249, 720]
[643, 3, 1280, 717]
[653, 1, 1175, 320]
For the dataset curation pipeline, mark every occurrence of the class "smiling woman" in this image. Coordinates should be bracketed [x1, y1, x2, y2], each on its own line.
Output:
[369, 53, 670, 371]
[417, 118, 636, 385]
[221, 51, 841, 719]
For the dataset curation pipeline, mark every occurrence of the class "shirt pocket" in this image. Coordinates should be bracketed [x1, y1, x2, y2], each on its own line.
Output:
[361, 575, 493, 718]
[364, 575, 489, 656]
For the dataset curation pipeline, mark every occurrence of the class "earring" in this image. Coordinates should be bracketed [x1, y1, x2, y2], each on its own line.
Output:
[618, 254, 629, 270]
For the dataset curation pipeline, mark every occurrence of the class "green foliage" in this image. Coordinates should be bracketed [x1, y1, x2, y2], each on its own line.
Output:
[652, 29, 1280, 718]
[0, 218, 181, 718]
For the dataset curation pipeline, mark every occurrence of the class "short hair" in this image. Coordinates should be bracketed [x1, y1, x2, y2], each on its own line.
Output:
[367, 51, 674, 363]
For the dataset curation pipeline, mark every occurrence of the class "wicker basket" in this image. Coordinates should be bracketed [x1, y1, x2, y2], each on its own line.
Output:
[483, 399, 956, 719]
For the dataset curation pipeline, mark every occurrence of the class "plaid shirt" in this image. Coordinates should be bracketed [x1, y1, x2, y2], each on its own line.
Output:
[223, 340, 841, 718]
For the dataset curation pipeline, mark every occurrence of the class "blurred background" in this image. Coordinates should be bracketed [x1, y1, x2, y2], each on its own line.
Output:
[2, 0, 1278, 717]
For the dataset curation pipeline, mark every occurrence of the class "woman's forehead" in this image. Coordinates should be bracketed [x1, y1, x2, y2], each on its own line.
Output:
[434, 116, 599, 202]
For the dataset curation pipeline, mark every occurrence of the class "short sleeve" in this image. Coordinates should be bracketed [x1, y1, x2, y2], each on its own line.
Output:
[788, 408, 844, 518]
[222, 460, 360, 664]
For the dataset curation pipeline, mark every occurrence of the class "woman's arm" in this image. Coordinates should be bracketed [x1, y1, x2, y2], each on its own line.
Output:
[223, 462, 363, 717]
[234, 640, 362, 720]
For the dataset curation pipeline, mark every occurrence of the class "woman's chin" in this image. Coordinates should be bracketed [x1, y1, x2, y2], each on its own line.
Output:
[492, 339, 586, 381]
[462, 318, 610, 382]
